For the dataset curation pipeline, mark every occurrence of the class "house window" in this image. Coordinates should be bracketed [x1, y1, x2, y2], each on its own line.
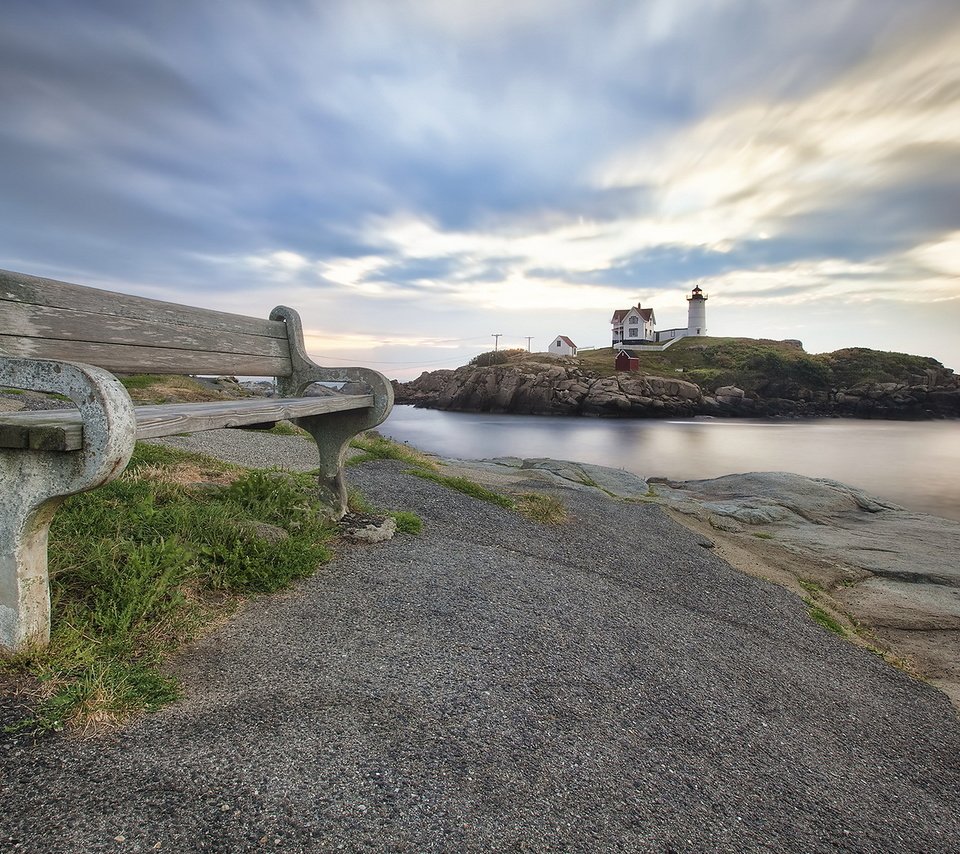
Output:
[556, 340, 562, 347]
[628, 327, 638, 336]
[628, 316, 637, 324]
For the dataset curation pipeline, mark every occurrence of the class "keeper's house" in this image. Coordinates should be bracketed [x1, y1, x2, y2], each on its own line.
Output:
[610, 306, 655, 346]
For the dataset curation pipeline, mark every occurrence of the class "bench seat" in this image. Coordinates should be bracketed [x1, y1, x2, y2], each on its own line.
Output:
[0, 393, 375, 451]
[0, 268, 394, 651]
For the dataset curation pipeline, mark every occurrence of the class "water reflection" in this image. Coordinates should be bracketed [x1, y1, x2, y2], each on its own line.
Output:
[379, 406, 960, 522]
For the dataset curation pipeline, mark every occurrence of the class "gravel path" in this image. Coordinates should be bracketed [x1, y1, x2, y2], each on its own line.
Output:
[2, 430, 959, 852]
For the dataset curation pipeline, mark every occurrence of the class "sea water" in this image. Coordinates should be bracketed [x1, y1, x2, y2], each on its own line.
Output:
[379, 406, 960, 522]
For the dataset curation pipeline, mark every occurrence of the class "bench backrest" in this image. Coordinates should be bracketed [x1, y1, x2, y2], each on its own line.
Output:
[0, 269, 295, 377]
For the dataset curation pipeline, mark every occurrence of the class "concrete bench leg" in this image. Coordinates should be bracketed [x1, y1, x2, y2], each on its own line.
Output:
[295, 410, 373, 519]
[270, 306, 394, 520]
[0, 360, 135, 652]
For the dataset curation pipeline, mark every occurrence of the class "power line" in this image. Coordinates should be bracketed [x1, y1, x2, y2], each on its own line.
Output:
[492, 333, 503, 351]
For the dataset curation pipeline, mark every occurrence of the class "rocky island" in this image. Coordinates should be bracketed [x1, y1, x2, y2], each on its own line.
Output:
[394, 338, 960, 419]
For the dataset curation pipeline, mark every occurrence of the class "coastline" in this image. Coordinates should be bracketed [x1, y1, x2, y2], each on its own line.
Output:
[392, 351, 960, 420]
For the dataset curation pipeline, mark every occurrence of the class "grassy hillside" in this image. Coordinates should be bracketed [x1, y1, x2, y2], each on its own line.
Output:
[508, 337, 947, 394]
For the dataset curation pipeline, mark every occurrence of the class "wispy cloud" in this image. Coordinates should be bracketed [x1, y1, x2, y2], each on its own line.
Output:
[1, 0, 958, 374]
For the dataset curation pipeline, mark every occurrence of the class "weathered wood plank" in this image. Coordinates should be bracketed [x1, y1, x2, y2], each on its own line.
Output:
[29, 426, 75, 452]
[0, 417, 82, 451]
[0, 423, 30, 449]
[0, 336, 292, 377]
[132, 395, 374, 438]
[0, 395, 374, 449]
[0, 269, 288, 339]
[1, 302, 291, 360]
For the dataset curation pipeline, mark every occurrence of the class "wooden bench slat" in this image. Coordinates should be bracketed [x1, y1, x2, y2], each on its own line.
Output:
[0, 414, 83, 451]
[2, 302, 292, 361]
[0, 395, 374, 450]
[133, 395, 374, 438]
[1, 269, 289, 339]
[0, 336, 294, 377]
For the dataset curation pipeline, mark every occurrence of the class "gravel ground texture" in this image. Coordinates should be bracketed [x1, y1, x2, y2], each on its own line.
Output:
[2, 429, 959, 853]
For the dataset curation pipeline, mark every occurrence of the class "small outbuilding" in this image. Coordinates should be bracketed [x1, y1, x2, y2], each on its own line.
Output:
[615, 348, 640, 372]
[550, 335, 578, 356]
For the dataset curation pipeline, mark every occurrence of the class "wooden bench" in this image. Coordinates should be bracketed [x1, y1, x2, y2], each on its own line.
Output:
[0, 269, 393, 651]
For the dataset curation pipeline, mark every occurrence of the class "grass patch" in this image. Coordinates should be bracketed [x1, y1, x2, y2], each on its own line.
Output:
[3, 443, 335, 735]
[117, 374, 238, 404]
[1, 387, 24, 395]
[352, 434, 562, 527]
[752, 531, 775, 540]
[347, 488, 377, 514]
[348, 432, 439, 470]
[345, 489, 422, 534]
[407, 469, 516, 510]
[390, 511, 423, 535]
[515, 493, 567, 524]
[118, 374, 171, 391]
[805, 600, 848, 637]
[798, 578, 824, 594]
[264, 421, 310, 437]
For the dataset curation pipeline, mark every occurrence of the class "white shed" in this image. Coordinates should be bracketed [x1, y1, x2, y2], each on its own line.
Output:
[550, 335, 578, 356]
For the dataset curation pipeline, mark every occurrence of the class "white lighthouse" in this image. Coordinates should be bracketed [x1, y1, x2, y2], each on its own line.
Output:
[686, 284, 707, 336]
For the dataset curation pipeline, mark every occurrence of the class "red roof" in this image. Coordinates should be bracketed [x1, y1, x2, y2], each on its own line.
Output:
[555, 335, 577, 348]
[612, 304, 654, 323]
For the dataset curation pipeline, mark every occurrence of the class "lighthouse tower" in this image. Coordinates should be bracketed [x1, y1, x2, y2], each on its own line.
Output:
[686, 284, 708, 336]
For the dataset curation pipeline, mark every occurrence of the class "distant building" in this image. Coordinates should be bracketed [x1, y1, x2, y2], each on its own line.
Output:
[611, 306, 656, 346]
[615, 349, 640, 372]
[611, 285, 708, 346]
[550, 335, 578, 356]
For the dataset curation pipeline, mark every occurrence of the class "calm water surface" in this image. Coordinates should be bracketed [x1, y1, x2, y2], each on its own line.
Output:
[379, 406, 960, 522]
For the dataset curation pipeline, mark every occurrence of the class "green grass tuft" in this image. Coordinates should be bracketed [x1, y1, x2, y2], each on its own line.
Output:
[752, 531, 775, 540]
[805, 600, 847, 637]
[406, 469, 516, 510]
[349, 432, 439, 470]
[118, 374, 169, 391]
[347, 488, 377, 515]
[515, 493, 567, 524]
[390, 511, 423, 535]
[263, 421, 310, 437]
[798, 578, 824, 594]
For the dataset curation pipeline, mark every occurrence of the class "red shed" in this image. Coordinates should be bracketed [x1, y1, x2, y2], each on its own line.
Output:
[615, 349, 640, 372]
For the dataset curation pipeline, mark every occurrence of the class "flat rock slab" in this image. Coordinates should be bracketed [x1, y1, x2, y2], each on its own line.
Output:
[2, 456, 959, 852]
[653, 471, 960, 591]
[464, 456, 650, 499]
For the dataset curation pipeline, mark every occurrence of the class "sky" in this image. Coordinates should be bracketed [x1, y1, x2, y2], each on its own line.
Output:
[2, 0, 959, 379]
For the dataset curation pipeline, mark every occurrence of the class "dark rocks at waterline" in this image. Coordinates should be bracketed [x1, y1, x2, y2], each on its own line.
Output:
[393, 364, 702, 418]
[393, 364, 960, 419]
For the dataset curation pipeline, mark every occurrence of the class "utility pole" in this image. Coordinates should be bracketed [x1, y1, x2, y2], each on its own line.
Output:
[524, 336, 533, 352]
[492, 333, 503, 351]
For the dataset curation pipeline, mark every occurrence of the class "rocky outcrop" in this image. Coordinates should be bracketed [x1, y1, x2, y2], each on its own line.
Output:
[395, 363, 960, 420]
[394, 362, 703, 417]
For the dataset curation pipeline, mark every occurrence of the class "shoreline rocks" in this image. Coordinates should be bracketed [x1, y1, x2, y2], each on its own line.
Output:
[394, 362, 960, 420]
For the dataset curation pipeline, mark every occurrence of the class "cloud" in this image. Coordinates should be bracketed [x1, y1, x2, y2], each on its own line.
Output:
[0, 0, 958, 371]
